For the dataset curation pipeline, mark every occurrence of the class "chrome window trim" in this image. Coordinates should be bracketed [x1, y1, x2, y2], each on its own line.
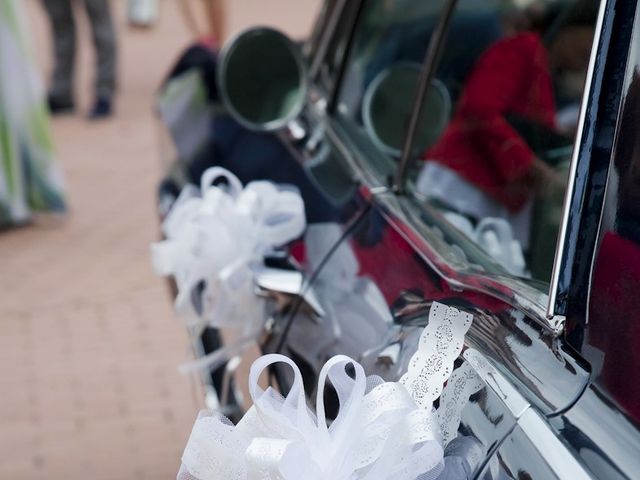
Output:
[372, 192, 561, 334]
[308, 0, 348, 80]
[547, 0, 608, 320]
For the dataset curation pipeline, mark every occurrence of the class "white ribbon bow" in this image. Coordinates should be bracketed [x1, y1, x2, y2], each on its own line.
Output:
[151, 167, 306, 328]
[178, 353, 445, 480]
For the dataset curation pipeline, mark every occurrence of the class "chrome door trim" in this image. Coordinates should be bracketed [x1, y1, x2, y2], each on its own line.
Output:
[547, 0, 608, 319]
[466, 350, 594, 479]
[464, 349, 530, 419]
[518, 409, 594, 480]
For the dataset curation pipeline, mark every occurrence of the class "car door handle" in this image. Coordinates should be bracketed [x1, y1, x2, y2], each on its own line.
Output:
[376, 341, 402, 366]
[254, 266, 326, 318]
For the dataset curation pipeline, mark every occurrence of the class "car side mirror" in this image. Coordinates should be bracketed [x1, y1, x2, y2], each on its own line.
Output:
[362, 63, 451, 157]
[217, 27, 308, 131]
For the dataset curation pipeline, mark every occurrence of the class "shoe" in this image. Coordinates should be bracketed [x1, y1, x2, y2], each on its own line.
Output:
[47, 94, 75, 115]
[87, 97, 113, 120]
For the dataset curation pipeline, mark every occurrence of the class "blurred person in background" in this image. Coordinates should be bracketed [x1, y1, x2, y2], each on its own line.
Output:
[180, 0, 226, 48]
[0, 0, 66, 228]
[41, 0, 117, 120]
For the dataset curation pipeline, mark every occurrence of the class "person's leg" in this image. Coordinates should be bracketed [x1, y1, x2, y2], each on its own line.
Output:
[82, 0, 117, 118]
[40, 0, 76, 111]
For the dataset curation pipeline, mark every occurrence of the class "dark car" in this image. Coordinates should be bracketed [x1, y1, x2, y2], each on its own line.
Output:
[156, 0, 640, 478]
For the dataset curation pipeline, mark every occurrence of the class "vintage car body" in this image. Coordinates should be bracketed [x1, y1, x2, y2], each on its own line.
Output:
[156, 0, 640, 478]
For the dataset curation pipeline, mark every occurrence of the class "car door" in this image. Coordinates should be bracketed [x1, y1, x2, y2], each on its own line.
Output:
[273, 0, 602, 476]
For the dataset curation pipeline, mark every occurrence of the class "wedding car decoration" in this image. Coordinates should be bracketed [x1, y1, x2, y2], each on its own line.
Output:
[177, 302, 483, 480]
[151, 167, 306, 332]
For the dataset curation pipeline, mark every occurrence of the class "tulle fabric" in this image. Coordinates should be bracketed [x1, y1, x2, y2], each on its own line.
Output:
[176, 303, 486, 480]
[177, 355, 445, 480]
[151, 167, 306, 337]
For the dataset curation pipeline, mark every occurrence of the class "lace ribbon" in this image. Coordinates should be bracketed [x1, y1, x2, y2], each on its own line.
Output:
[400, 302, 473, 409]
[435, 362, 484, 446]
[179, 354, 445, 480]
[151, 167, 306, 329]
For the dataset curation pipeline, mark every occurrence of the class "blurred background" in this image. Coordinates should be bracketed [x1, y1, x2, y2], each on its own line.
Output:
[0, 1, 320, 478]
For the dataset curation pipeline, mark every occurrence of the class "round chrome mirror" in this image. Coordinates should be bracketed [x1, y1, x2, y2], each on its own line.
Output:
[217, 27, 307, 131]
[362, 63, 451, 157]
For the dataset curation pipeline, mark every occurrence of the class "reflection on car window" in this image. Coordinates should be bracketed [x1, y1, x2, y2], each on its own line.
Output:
[408, 0, 599, 284]
[333, 0, 449, 179]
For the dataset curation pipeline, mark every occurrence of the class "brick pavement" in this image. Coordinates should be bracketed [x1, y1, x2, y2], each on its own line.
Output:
[0, 1, 320, 478]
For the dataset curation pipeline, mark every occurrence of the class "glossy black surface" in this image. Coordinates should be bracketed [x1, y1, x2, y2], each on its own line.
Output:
[552, 0, 638, 319]
[562, 0, 640, 467]
[551, 384, 640, 480]
[483, 425, 558, 479]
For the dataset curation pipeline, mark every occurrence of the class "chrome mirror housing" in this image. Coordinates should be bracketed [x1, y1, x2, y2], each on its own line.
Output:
[217, 27, 308, 131]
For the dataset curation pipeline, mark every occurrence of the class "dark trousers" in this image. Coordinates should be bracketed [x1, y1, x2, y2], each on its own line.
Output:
[41, 0, 116, 99]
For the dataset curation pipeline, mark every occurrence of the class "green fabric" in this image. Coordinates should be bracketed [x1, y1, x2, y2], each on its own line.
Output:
[0, 0, 66, 227]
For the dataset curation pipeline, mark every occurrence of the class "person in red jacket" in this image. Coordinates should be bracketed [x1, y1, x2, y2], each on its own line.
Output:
[418, 2, 597, 235]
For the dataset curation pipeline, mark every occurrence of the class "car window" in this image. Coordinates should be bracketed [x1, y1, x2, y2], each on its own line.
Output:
[404, 0, 600, 285]
[331, 0, 450, 183]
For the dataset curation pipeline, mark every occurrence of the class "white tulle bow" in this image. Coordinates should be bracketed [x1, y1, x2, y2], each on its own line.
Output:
[151, 167, 306, 328]
[178, 354, 445, 480]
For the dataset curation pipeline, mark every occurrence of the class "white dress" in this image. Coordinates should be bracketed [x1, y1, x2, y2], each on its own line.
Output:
[0, 0, 66, 228]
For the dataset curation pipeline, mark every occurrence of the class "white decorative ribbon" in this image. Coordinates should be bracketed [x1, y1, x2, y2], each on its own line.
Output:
[178, 354, 445, 480]
[400, 302, 473, 409]
[177, 302, 486, 479]
[151, 167, 306, 330]
[435, 362, 484, 446]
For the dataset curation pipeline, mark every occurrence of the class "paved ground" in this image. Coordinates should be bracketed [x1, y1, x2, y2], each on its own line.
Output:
[0, 1, 320, 478]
